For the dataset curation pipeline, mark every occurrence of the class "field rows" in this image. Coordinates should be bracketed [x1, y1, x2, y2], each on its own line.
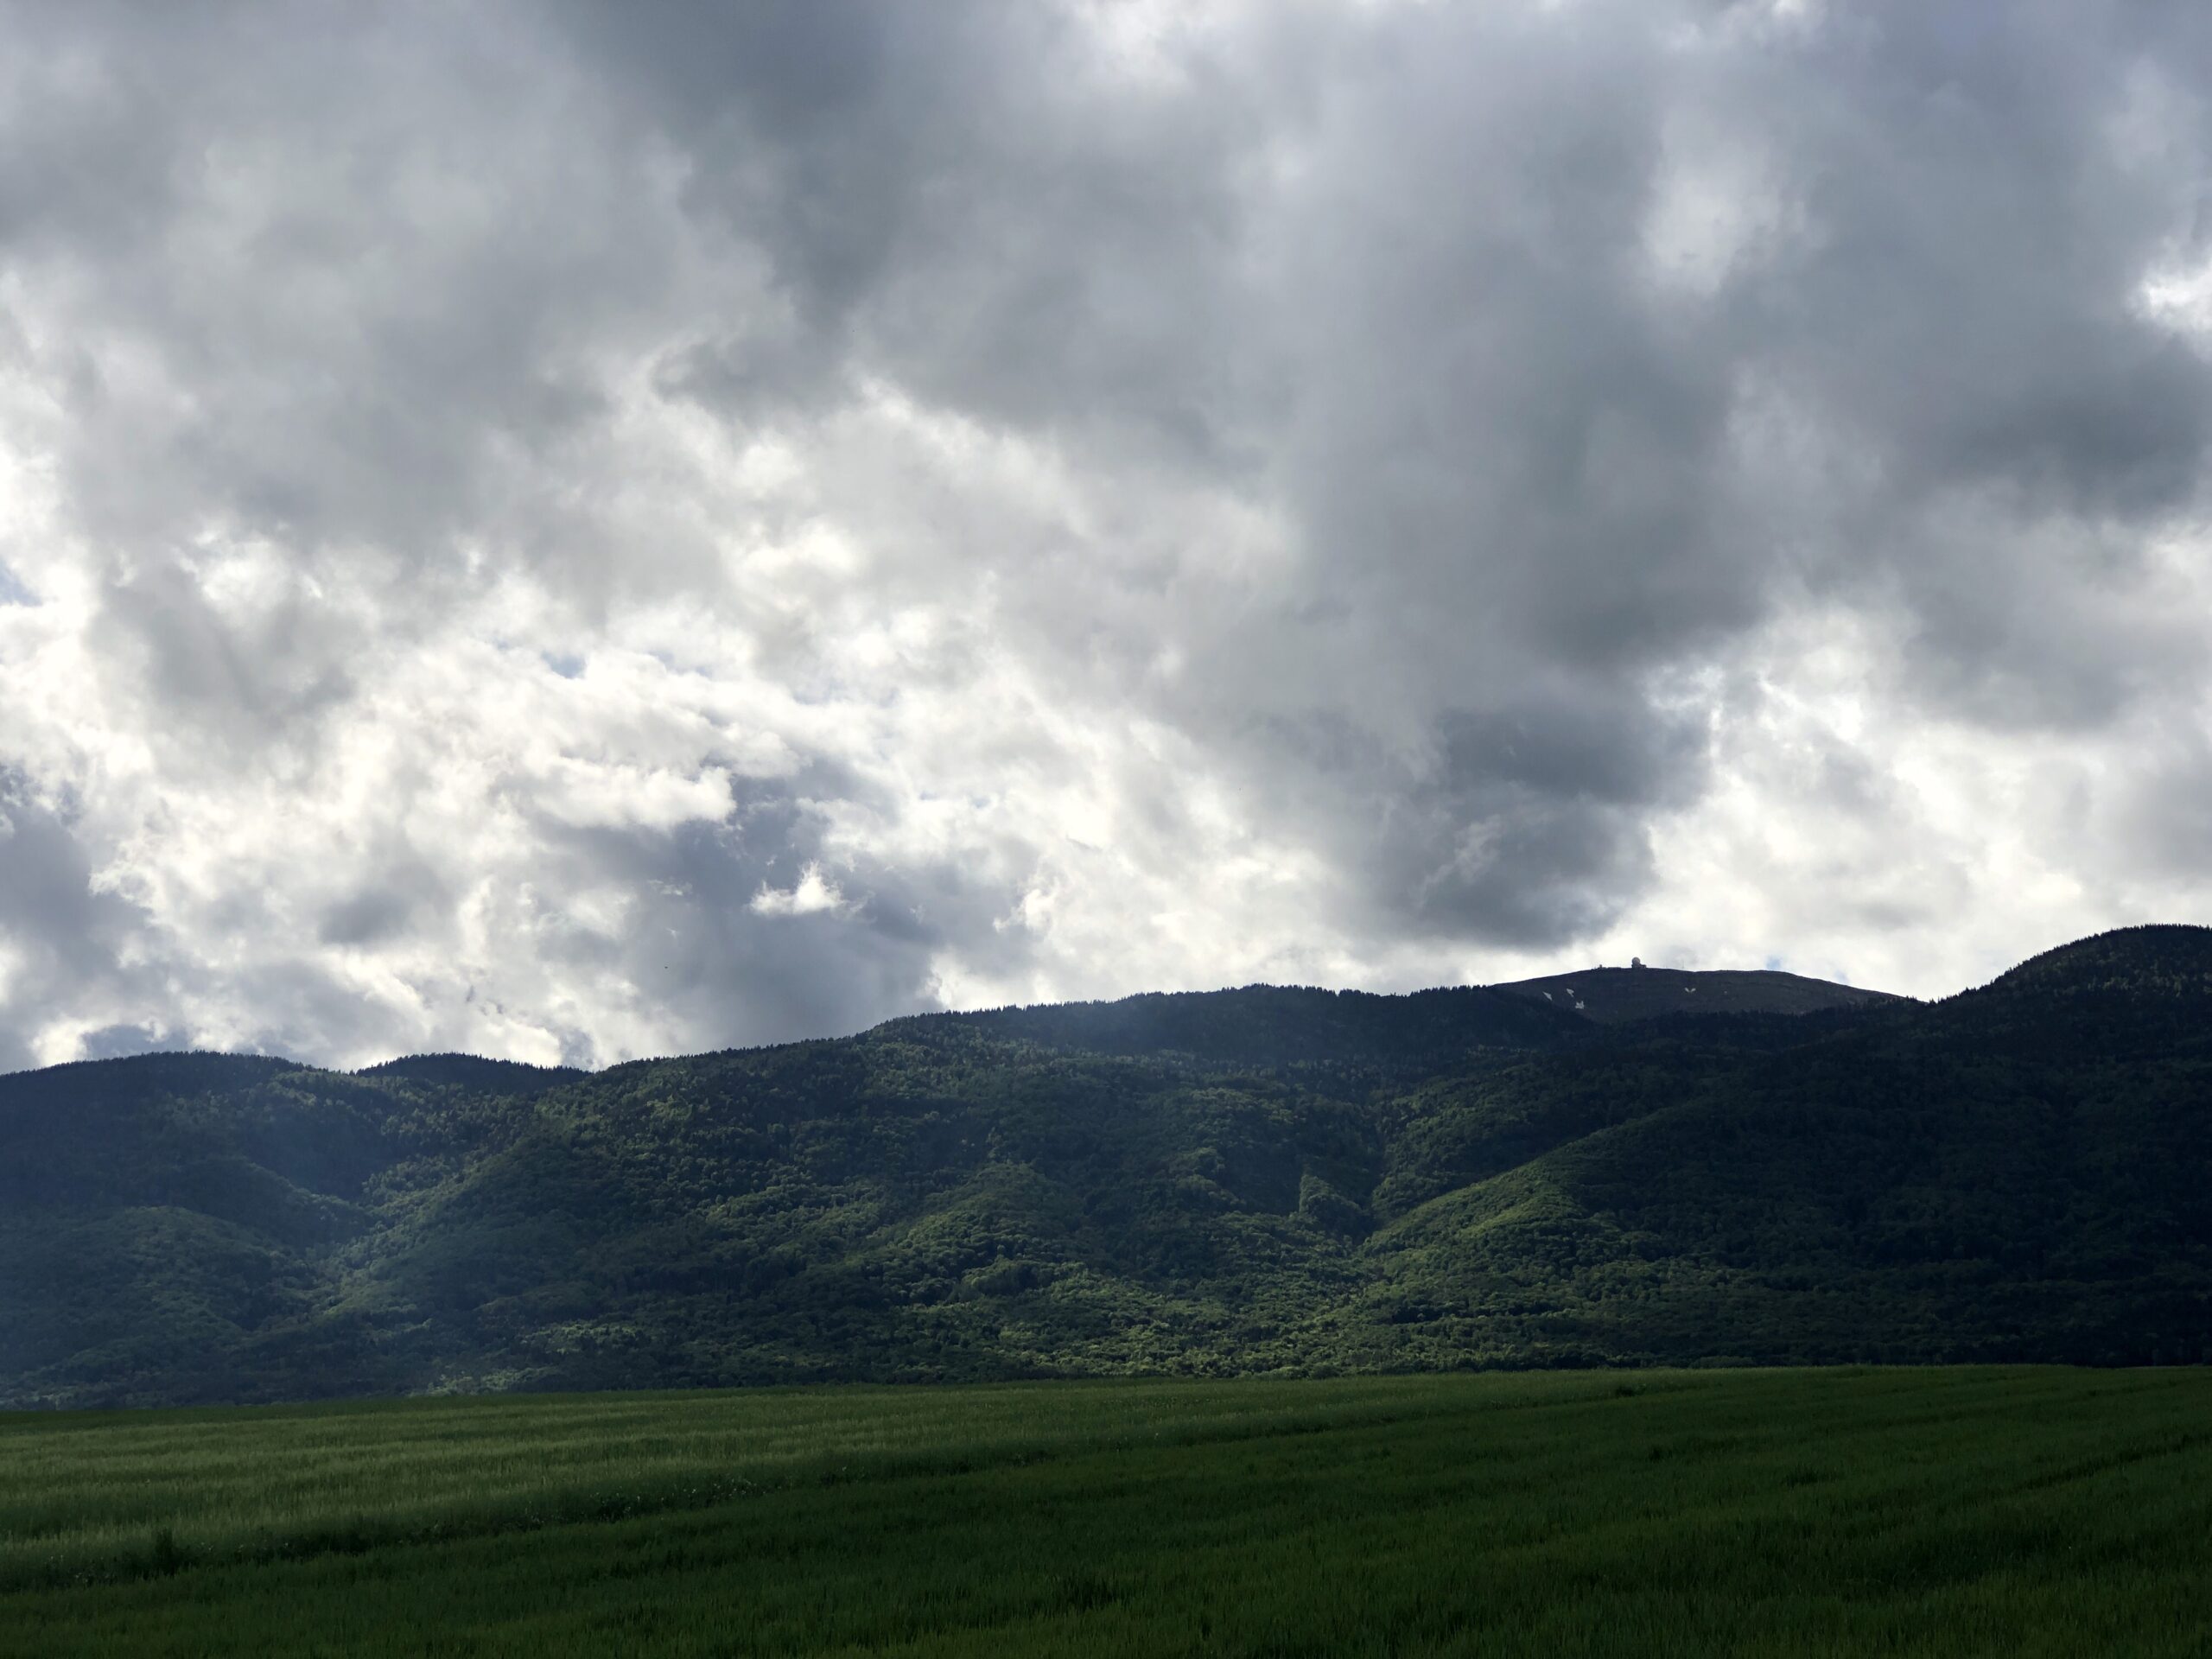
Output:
[2, 1367, 2207, 1656]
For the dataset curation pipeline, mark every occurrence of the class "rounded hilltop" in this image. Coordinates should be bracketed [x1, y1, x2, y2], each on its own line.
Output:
[1488, 964, 1900, 1025]
[1984, 924, 2212, 999]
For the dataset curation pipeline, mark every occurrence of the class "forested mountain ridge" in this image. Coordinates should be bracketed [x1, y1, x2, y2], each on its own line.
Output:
[1490, 965, 1898, 1024]
[0, 927, 2205, 1408]
[908, 981, 1592, 1068]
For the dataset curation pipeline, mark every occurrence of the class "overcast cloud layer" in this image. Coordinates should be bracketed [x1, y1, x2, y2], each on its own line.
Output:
[3, 0, 2211, 1071]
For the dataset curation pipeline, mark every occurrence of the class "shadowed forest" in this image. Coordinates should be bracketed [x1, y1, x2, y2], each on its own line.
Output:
[3, 926, 2207, 1408]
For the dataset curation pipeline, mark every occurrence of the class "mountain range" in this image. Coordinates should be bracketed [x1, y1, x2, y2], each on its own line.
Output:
[1, 927, 2206, 1408]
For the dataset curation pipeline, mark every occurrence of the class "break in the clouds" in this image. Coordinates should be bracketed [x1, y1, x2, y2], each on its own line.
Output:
[2, 0, 2211, 1068]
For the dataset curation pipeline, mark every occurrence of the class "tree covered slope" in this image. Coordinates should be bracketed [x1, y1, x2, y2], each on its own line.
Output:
[0, 927, 2206, 1408]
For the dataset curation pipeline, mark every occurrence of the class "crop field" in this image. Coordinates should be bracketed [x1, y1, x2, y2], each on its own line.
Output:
[1, 1368, 2207, 1656]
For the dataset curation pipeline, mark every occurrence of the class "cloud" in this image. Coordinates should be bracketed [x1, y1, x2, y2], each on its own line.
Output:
[1, 0, 2210, 1067]
[0, 772, 163, 1071]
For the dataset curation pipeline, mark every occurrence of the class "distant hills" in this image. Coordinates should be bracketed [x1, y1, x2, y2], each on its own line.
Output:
[1491, 964, 1899, 1023]
[1, 927, 2207, 1408]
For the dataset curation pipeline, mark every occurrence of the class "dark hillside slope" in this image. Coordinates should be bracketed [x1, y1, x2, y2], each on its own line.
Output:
[1358, 926, 2212, 1369]
[1990, 924, 2212, 996]
[1919, 924, 2212, 1059]
[0, 928, 2203, 1407]
[0, 1058, 547, 1403]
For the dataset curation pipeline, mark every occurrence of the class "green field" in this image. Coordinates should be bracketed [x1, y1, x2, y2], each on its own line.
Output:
[2, 1369, 2208, 1656]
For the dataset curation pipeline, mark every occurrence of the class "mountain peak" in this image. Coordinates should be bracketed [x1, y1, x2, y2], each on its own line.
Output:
[1488, 964, 1899, 1025]
[902, 980, 1591, 1067]
[356, 1053, 587, 1094]
[1985, 924, 2212, 998]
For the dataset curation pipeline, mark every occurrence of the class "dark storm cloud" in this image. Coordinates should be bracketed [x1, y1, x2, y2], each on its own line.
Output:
[569, 0, 1268, 463]
[2, 0, 2211, 1062]
[533, 780, 1025, 1058]
[92, 561, 358, 754]
[0, 775, 156, 1071]
[316, 840, 450, 949]
[539, 0, 1741, 945]
[0, 1, 672, 582]
[549, 0, 2212, 939]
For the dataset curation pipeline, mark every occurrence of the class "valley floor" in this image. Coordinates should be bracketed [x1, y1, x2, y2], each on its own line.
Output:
[1, 1367, 2207, 1656]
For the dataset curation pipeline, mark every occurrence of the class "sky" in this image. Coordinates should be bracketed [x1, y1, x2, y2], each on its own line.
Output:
[3, 0, 2211, 1071]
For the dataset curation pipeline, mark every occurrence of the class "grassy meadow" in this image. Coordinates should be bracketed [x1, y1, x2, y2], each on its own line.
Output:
[1, 1367, 2207, 1656]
